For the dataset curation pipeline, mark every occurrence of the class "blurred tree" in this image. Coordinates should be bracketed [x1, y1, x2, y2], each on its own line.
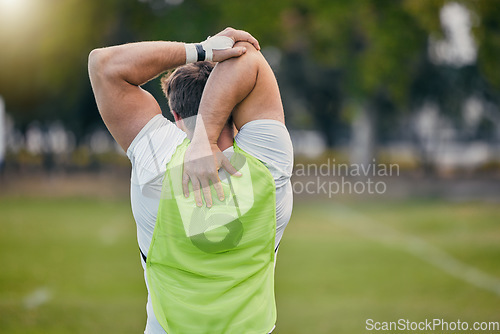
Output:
[407, 0, 500, 173]
[0, 0, 123, 134]
[469, 0, 500, 94]
[274, 0, 431, 162]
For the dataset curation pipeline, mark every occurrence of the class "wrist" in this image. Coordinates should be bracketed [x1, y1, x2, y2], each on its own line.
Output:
[184, 36, 234, 64]
[184, 42, 212, 64]
[184, 43, 198, 64]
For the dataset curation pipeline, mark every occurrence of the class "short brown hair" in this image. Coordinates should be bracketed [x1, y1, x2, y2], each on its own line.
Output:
[161, 61, 215, 120]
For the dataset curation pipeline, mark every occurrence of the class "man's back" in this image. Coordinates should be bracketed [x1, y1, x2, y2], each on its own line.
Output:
[127, 116, 293, 253]
[127, 115, 293, 333]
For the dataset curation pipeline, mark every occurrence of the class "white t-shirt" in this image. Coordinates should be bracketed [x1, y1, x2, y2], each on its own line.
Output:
[126, 114, 294, 334]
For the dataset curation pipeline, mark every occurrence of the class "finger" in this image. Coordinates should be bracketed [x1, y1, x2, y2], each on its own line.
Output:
[200, 179, 212, 208]
[234, 30, 260, 50]
[191, 178, 203, 207]
[209, 174, 225, 201]
[230, 47, 247, 58]
[214, 47, 246, 61]
[182, 172, 190, 198]
[219, 27, 260, 50]
[221, 157, 242, 177]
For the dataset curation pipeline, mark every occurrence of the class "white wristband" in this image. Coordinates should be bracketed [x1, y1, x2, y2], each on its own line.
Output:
[184, 43, 198, 64]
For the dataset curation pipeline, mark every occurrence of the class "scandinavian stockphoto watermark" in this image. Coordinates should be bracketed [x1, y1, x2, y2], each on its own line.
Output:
[365, 318, 500, 332]
[292, 158, 399, 196]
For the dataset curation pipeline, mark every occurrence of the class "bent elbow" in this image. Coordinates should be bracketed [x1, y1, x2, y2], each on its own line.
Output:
[88, 48, 109, 77]
[88, 48, 102, 68]
[218, 42, 260, 78]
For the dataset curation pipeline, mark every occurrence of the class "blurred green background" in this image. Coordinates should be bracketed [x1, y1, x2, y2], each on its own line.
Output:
[0, 0, 499, 333]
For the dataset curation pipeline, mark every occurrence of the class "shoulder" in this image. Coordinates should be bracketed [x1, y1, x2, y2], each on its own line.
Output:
[235, 120, 293, 187]
[127, 114, 186, 186]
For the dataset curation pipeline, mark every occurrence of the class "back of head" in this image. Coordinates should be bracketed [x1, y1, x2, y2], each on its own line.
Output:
[161, 61, 214, 131]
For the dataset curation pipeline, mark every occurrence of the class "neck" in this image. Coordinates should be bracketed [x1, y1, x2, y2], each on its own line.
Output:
[185, 123, 234, 151]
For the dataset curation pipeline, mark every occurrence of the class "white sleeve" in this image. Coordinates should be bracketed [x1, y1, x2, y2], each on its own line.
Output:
[126, 114, 186, 193]
[235, 120, 294, 188]
[235, 119, 294, 248]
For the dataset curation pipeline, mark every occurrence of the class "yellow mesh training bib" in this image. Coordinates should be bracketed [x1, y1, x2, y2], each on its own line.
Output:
[146, 139, 277, 334]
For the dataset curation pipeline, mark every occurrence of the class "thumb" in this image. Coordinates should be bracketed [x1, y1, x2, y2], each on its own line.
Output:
[216, 47, 247, 61]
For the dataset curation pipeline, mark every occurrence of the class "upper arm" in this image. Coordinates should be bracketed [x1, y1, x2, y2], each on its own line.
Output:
[88, 49, 161, 151]
[200, 42, 284, 130]
[230, 44, 284, 129]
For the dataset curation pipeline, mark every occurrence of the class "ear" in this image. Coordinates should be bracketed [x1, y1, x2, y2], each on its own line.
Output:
[171, 110, 181, 122]
[171, 110, 187, 132]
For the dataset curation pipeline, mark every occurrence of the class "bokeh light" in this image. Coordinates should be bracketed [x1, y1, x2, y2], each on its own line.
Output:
[0, 0, 36, 25]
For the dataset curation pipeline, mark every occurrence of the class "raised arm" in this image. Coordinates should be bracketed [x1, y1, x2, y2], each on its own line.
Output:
[88, 28, 260, 151]
[183, 42, 284, 206]
[89, 42, 184, 151]
[196, 42, 284, 143]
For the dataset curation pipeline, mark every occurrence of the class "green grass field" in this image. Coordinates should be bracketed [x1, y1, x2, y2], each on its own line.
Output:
[0, 196, 499, 333]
